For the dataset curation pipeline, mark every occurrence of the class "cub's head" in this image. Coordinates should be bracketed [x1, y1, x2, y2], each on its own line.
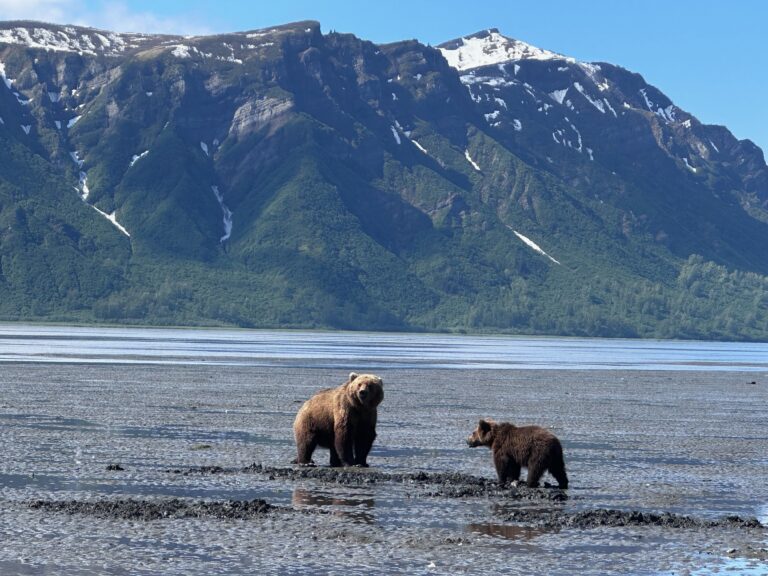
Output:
[347, 372, 384, 408]
[467, 419, 497, 447]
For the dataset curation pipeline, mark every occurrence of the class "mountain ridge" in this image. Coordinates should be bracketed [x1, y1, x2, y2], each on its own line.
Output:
[1, 20, 766, 340]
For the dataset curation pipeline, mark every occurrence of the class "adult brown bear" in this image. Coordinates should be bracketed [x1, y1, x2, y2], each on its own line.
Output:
[467, 419, 568, 488]
[293, 372, 384, 467]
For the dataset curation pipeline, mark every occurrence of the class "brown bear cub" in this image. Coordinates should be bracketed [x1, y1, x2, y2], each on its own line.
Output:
[293, 372, 384, 467]
[467, 419, 568, 488]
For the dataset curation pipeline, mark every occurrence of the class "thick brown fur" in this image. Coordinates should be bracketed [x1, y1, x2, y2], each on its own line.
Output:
[293, 372, 384, 467]
[467, 419, 568, 488]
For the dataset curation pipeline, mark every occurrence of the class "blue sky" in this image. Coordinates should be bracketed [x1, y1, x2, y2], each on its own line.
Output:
[1, 0, 766, 154]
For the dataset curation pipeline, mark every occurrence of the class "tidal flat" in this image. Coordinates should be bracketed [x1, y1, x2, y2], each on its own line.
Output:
[0, 363, 766, 575]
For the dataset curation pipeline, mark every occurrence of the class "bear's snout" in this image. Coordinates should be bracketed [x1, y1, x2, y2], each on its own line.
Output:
[358, 387, 369, 400]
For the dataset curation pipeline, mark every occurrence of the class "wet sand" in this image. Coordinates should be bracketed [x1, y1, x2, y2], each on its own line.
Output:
[0, 364, 766, 575]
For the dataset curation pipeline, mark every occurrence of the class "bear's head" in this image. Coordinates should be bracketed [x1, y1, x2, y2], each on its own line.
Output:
[347, 372, 384, 408]
[467, 419, 497, 447]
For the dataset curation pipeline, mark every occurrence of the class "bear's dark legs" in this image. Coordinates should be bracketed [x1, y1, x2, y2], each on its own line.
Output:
[494, 453, 520, 485]
[334, 425, 355, 467]
[329, 446, 342, 467]
[525, 460, 545, 487]
[493, 453, 507, 483]
[551, 467, 569, 489]
[549, 456, 569, 489]
[353, 429, 376, 467]
[295, 437, 317, 466]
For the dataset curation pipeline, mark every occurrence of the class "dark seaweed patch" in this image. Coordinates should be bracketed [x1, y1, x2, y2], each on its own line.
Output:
[496, 508, 764, 530]
[167, 463, 569, 501]
[27, 498, 273, 520]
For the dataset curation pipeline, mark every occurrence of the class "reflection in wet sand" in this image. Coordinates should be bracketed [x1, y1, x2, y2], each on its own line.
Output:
[292, 488, 375, 524]
[757, 503, 767, 525]
[690, 557, 768, 576]
[467, 522, 552, 541]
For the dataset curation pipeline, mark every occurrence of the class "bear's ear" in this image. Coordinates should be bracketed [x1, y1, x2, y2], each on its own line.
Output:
[348, 372, 359, 382]
[478, 419, 491, 432]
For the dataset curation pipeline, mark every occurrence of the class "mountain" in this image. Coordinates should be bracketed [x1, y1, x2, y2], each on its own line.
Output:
[1, 21, 767, 339]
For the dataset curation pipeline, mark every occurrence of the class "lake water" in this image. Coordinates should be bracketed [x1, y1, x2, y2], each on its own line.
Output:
[0, 323, 766, 575]
[1, 323, 766, 371]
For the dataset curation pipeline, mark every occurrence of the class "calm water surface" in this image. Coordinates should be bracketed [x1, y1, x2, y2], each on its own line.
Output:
[0, 323, 766, 370]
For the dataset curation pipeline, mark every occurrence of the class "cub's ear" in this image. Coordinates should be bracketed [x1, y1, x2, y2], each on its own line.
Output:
[348, 372, 359, 381]
[479, 419, 491, 432]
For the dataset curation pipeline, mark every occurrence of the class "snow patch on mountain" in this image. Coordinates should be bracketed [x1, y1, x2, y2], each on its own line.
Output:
[508, 227, 560, 264]
[0, 62, 32, 106]
[172, 44, 192, 58]
[169, 42, 245, 64]
[638, 88, 678, 123]
[656, 105, 677, 123]
[578, 62, 602, 83]
[464, 150, 481, 172]
[639, 88, 654, 111]
[412, 140, 428, 154]
[682, 158, 697, 173]
[0, 61, 13, 89]
[64, 137, 131, 235]
[92, 206, 130, 237]
[78, 172, 89, 200]
[459, 73, 516, 89]
[439, 30, 566, 71]
[130, 150, 149, 167]
[465, 85, 482, 103]
[549, 89, 568, 105]
[0, 25, 153, 56]
[221, 42, 243, 64]
[552, 121, 593, 158]
[211, 186, 233, 242]
[390, 125, 401, 145]
[573, 82, 605, 114]
[569, 122, 583, 152]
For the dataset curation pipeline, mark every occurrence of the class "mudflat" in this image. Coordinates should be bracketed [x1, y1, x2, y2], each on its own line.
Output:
[0, 364, 766, 575]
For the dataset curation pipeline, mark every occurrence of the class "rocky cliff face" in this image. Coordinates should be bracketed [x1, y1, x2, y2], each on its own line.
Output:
[1, 21, 766, 338]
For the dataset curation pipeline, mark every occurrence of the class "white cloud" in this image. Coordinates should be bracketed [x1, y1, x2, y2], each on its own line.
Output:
[78, 2, 211, 35]
[0, 0, 74, 24]
[0, 0, 211, 35]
